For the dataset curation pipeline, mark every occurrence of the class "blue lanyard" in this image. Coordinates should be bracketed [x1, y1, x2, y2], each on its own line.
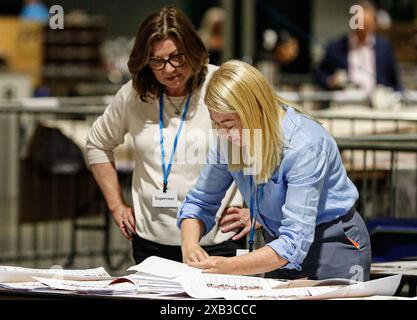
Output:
[249, 176, 258, 252]
[159, 89, 191, 192]
[249, 177, 262, 252]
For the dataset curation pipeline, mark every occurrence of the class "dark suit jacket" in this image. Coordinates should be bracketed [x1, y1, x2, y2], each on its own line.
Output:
[316, 34, 402, 91]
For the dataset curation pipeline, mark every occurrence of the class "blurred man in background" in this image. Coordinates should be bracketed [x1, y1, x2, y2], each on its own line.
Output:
[316, 0, 401, 94]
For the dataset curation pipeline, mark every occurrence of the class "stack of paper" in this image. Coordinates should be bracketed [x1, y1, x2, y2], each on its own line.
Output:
[131, 257, 403, 300]
[0, 281, 48, 291]
[211, 274, 403, 300]
[109, 274, 184, 295]
[179, 273, 288, 299]
[121, 256, 288, 297]
[120, 256, 202, 295]
[0, 258, 405, 300]
[31, 277, 137, 294]
[0, 265, 112, 282]
[0, 265, 117, 295]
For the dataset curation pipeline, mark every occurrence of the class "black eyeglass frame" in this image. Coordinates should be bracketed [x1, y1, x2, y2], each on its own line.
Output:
[148, 53, 186, 70]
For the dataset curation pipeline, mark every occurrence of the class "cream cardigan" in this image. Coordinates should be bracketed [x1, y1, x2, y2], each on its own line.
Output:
[86, 65, 243, 245]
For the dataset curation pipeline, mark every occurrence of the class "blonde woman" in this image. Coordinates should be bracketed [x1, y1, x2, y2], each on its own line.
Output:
[178, 60, 371, 280]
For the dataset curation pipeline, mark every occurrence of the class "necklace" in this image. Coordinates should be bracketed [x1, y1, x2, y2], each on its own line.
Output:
[166, 94, 187, 116]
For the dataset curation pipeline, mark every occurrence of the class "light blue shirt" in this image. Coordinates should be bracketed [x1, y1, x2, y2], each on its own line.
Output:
[177, 105, 359, 271]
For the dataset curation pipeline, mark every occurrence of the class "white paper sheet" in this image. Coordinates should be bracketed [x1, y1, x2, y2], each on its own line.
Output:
[272, 277, 358, 289]
[0, 281, 48, 291]
[179, 273, 288, 299]
[32, 277, 137, 294]
[223, 287, 334, 300]
[0, 265, 112, 283]
[127, 256, 201, 279]
[222, 275, 402, 300]
[331, 295, 417, 300]
[303, 274, 402, 299]
[109, 274, 184, 295]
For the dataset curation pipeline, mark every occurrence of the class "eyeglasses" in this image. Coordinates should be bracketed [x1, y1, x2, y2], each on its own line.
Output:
[148, 53, 185, 70]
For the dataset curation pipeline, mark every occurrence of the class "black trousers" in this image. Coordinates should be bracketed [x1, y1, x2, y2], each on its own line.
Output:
[132, 234, 245, 264]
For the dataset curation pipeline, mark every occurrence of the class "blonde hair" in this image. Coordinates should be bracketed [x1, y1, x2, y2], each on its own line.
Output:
[205, 60, 287, 184]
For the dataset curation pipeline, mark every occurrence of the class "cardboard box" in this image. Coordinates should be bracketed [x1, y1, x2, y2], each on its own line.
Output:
[0, 17, 44, 87]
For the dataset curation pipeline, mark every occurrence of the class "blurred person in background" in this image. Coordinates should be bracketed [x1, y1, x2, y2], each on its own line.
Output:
[256, 29, 300, 88]
[274, 30, 300, 67]
[316, 0, 401, 94]
[199, 7, 225, 65]
[20, 0, 49, 24]
[86, 7, 247, 264]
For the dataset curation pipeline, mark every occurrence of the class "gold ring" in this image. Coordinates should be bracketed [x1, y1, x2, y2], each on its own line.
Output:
[239, 218, 244, 227]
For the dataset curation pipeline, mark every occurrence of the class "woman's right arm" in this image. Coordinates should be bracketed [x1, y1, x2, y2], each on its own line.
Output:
[90, 162, 136, 240]
[87, 85, 134, 239]
[178, 143, 234, 262]
[181, 218, 208, 263]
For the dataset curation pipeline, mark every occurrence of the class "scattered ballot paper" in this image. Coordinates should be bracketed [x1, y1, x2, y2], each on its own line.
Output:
[221, 274, 402, 300]
[109, 274, 185, 295]
[121, 257, 198, 295]
[0, 281, 48, 291]
[0, 265, 112, 283]
[127, 256, 202, 279]
[126, 257, 292, 298]
[0, 258, 404, 300]
[123, 257, 402, 300]
[32, 277, 137, 294]
[179, 273, 288, 299]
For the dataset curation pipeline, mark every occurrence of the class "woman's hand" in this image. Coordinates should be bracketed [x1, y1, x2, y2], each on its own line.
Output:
[111, 203, 136, 240]
[220, 207, 262, 240]
[182, 243, 209, 264]
[187, 256, 232, 274]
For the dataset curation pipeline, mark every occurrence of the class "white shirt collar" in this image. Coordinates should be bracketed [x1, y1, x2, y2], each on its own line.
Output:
[349, 32, 376, 48]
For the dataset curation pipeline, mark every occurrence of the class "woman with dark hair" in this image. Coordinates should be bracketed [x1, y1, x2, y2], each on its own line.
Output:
[87, 7, 246, 264]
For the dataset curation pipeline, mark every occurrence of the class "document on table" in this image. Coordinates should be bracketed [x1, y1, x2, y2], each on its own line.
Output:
[223, 287, 338, 300]
[221, 274, 402, 300]
[271, 277, 359, 289]
[109, 274, 185, 295]
[127, 256, 201, 279]
[178, 273, 289, 299]
[0, 265, 112, 283]
[0, 281, 48, 291]
[0, 257, 401, 300]
[32, 277, 137, 294]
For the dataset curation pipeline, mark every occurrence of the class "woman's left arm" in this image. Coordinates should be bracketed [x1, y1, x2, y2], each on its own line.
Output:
[189, 143, 329, 275]
[187, 246, 288, 275]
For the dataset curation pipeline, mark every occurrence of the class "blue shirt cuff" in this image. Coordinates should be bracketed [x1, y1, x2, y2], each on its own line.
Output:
[177, 201, 215, 236]
[266, 238, 303, 271]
